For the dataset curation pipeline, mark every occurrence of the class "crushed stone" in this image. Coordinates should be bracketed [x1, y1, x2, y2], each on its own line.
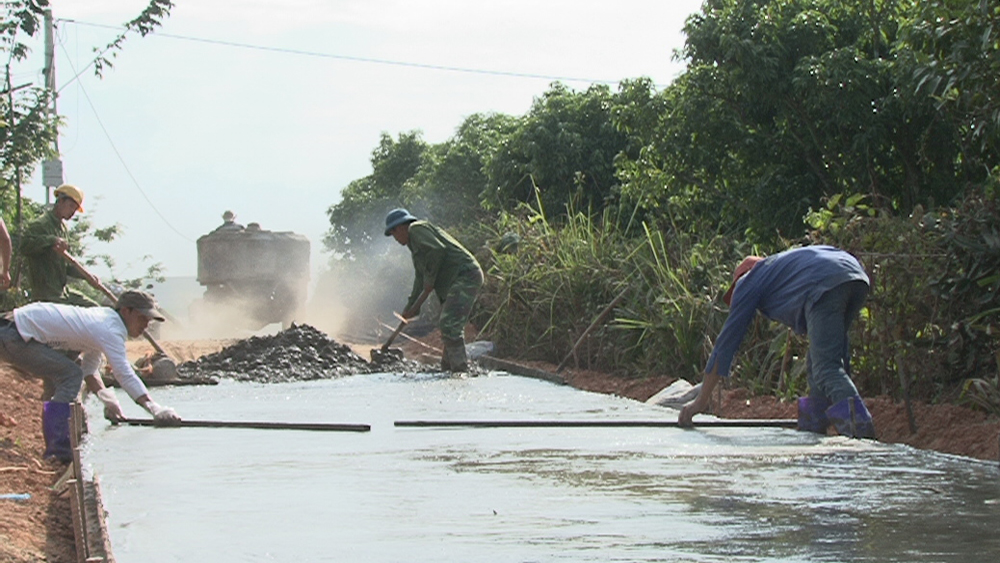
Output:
[178, 324, 432, 383]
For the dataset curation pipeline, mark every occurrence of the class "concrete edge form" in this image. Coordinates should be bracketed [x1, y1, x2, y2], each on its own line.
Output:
[69, 401, 115, 563]
[84, 475, 115, 563]
[476, 355, 566, 385]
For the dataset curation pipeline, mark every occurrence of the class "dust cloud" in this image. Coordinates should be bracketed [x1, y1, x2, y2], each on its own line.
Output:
[301, 238, 427, 344]
[150, 226, 430, 346]
[158, 245, 427, 344]
[160, 296, 280, 340]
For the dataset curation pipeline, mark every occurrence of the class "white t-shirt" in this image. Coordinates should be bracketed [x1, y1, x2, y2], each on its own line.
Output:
[13, 302, 150, 400]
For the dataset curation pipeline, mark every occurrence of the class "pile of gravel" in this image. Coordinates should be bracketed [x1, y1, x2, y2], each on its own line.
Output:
[179, 324, 426, 383]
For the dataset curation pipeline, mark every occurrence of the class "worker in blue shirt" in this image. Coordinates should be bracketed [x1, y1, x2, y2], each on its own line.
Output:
[679, 245, 876, 438]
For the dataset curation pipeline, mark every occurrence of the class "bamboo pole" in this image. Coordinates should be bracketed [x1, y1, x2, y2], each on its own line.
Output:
[556, 287, 629, 373]
[118, 418, 370, 432]
[395, 419, 798, 429]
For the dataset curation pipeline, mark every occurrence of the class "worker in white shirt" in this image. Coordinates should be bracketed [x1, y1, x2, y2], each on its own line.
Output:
[0, 290, 181, 462]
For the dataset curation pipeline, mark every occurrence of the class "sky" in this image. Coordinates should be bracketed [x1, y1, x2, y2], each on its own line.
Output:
[16, 0, 704, 282]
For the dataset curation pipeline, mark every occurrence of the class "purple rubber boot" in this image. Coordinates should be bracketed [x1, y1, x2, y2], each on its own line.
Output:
[797, 397, 831, 434]
[825, 396, 876, 439]
[42, 401, 73, 463]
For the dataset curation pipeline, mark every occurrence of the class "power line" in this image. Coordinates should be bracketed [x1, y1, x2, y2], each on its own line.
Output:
[56, 36, 194, 243]
[55, 18, 661, 90]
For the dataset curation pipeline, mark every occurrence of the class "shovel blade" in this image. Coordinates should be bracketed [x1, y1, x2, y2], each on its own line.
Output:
[370, 347, 404, 364]
[148, 357, 179, 381]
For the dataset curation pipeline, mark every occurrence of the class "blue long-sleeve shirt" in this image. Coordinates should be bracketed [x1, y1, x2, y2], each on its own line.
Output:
[705, 246, 869, 377]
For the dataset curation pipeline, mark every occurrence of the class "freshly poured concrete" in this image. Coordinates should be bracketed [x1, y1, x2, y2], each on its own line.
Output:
[83, 372, 1000, 562]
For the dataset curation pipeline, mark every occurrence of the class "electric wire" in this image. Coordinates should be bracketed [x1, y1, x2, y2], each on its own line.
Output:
[54, 18, 660, 92]
[56, 36, 194, 243]
[44, 16, 663, 245]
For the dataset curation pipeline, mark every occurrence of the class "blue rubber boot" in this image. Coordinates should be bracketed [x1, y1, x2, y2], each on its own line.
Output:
[42, 401, 73, 463]
[797, 397, 831, 434]
[825, 396, 876, 439]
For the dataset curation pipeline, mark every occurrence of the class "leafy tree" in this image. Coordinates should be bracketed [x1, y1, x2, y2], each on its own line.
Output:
[3, 1, 174, 205]
[2, 0, 173, 305]
[324, 131, 427, 258]
[2, 1, 60, 231]
[94, 0, 173, 76]
[616, 0, 979, 244]
[902, 0, 1000, 166]
[404, 112, 520, 227]
[612, 76, 748, 237]
[484, 83, 628, 217]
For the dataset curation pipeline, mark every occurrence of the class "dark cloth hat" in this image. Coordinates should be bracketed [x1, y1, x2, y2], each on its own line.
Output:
[116, 290, 166, 321]
[384, 208, 418, 236]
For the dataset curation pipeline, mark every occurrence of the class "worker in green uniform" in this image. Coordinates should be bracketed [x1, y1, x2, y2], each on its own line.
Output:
[19, 184, 99, 307]
[385, 208, 483, 371]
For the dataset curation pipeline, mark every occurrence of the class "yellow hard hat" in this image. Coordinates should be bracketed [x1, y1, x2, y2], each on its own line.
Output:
[53, 184, 84, 213]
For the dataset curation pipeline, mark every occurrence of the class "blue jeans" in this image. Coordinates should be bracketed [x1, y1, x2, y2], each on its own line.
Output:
[805, 280, 868, 404]
[0, 320, 83, 403]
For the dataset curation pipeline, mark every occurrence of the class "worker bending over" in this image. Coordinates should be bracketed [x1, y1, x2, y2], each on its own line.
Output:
[679, 245, 876, 438]
[385, 209, 483, 372]
[0, 290, 181, 462]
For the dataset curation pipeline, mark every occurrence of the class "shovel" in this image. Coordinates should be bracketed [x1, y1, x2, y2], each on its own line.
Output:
[59, 250, 180, 380]
[370, 287, 433, 364]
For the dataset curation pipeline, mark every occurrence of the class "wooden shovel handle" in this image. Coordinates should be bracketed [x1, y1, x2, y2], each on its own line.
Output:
[59, 250, 171, 359]
[380, 287, 433, 352]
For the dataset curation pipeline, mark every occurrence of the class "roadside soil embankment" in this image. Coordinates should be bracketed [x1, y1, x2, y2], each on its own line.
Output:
[3, 327, 998, 562]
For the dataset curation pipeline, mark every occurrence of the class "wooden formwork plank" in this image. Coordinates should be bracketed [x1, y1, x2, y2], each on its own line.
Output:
[70, 402, 90, 563]
[476, 355, 566, 385]
[68, 475, 87, 563]
[85, 474, 116, 563]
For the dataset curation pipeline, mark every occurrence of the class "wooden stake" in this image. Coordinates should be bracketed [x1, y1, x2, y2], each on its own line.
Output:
[69, 402, 88, 563]
[556, 287, 629, 373]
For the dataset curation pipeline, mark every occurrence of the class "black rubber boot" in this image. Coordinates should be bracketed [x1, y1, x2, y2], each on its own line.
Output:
[441, 336, 468, 372]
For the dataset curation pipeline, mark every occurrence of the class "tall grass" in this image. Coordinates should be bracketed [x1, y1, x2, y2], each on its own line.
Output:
[476, 194, 632, 364]
[476, 188, 1000, 412]
[476, 191, 799, 387]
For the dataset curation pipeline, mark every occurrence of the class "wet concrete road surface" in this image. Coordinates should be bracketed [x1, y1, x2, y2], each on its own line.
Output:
[83, 372, 1000, 563]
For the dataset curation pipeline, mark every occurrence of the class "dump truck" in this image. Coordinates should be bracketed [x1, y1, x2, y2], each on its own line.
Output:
[193, 214, 310, 330]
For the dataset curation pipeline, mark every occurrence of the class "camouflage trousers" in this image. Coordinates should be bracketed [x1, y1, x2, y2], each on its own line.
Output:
[438, 266, 483, 342]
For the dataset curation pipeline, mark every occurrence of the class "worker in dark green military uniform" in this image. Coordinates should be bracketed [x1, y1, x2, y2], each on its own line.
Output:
[19, 185, 98, 307]
[385, 208, 483, 371]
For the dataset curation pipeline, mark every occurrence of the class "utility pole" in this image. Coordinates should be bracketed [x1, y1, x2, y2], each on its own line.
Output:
[41, 8, 63, 204]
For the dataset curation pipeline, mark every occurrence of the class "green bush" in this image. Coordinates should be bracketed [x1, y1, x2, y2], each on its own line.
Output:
[478, 187, 1000, 413]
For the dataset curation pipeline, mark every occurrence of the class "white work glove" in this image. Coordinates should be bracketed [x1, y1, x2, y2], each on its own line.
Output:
[143, 400, 181, 426]
[96, 388, 125, 422]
